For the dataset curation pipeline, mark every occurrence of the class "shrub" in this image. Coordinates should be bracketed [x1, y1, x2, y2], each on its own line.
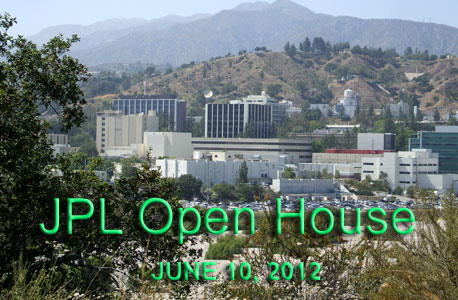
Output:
[205, 235, 246, 260]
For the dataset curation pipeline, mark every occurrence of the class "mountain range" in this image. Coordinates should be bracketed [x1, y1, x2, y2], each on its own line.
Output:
[29, 0, 458, 66]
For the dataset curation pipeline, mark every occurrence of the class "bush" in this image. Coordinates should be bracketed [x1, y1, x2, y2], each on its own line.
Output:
[205, 235, 246, 260]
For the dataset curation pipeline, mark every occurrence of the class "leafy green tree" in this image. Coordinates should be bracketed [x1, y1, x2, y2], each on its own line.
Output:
[236, 161, 249, 185]
[176, 174, 203, 200]
[0, 16, 200, 296]
[384, 107, 395, 133]
[266, 83, 282, 98]
[393, 186, 404, 195]
[211, 183, 237, 202]
[79, 139, 98, 157]
[282, 167, 296, 179]
[312, 140, 325, 153]
[0, 13, 89, 278]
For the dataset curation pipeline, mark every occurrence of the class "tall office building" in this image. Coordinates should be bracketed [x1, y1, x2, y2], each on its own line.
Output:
[409, 126, 458, 174]
[239, 92, 294, 125]
[205, 102, 272, 138]
[112, 95, 186, 132]
[96, 110, 159, 156]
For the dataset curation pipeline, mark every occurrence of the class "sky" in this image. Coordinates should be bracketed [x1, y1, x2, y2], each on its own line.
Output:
[4, 0, 458, 37]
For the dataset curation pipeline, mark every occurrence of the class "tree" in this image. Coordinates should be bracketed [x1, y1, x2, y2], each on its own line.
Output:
[312, 140, 325, 153]
[211, 183, 237, 202]
[282, 167, 296, 179]
[334, 170, 340, 179]
[0, 15, 201, 296]
[289, 43, 297, 56]
[0, 13, 89, 277]
[393, 186, 404, 195]
[434, 108, 441, 122]
[384, 107, 395, 133]
[283, 41, 291, 54]
[266, 83, 282, 98]
[236, 161, 249, 185]
[176, 174, 203, 200]
[312, 37, 326, 54]
[303, 37, 311, 52]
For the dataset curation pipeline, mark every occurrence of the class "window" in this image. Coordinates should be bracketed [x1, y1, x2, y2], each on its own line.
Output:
[363, 170, 374, 174]
[363, 162, 374, 165]
[400, 171, 410, 174]
[400, 163, 410, 166]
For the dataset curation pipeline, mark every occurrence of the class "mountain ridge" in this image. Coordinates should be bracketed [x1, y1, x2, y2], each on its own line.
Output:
[29, 0, 458, 66]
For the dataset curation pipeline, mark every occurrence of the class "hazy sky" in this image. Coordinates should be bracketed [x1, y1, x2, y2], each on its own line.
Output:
[4, 0, 458, 36]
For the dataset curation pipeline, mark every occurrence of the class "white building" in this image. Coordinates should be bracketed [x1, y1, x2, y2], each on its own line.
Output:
[357, 133, 396, 151]
[309, 103, 331, 117]
[96, 110, 159, 157]
[270, 179, 336, 194]
[156, 158, 281, 186]
[46, 134, 74, 156]
[299, 162, 361, 179]
[192, 137, 312, 164]
[389, 101, 410, 118]
[334, 89, 359, 118]
[361, 149, 439, 190]
[142, 132, 192, 159]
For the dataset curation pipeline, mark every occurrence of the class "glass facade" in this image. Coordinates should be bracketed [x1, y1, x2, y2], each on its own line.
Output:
[409, 131, 458, 173]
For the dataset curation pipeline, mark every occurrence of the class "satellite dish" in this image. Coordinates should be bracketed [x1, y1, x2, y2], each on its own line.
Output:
[203, 90, 213, 99]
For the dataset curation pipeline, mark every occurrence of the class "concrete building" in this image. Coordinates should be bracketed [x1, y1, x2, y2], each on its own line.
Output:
[142, 132, 192, 159]
[409, 126, 458, 174]
[156, 158, 281, 186]
[299, 162, 361, 180]
[357, 133, 396, 151]
[309, 104, 331, 117]
[334, 89, 359, 118]
[361, 149, 439, 190]
[192, 137, 313, 164]
[313, 150, 386, 164]
[270, 179, 336, 194]
[47, 133, 68, 145]
[46, 134, 74, 156]
[389, 101, 410, 118]
[112, 95, 187, 132]
[96, 110, 159, 156]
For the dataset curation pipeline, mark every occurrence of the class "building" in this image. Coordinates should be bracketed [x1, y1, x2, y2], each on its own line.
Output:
[270, 179, 336, 195]
[96, 110, 159, 156]
[47, 133, 68, 145]
[142, 132, 192, 159]
[313, 149, 386, 164]
[46, 134, 73, 156]
[389, 101, 410, 118]
[112, 95, 187, 132]
[357, 133, 396, 151]
[409, 126, 458, 174]
[205, 102, 272, 138]
[334, 89, 359, 118]
[299, 162, 361, 180]
[156, 158, 281, 186]
[205, 92, 301, 138]
[239, 92, 299, 125]
[314, 124, 360, 134]
[192, 137, 313, 164]
[309, 104, 331, 117]
[361, 149, 439, 190]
